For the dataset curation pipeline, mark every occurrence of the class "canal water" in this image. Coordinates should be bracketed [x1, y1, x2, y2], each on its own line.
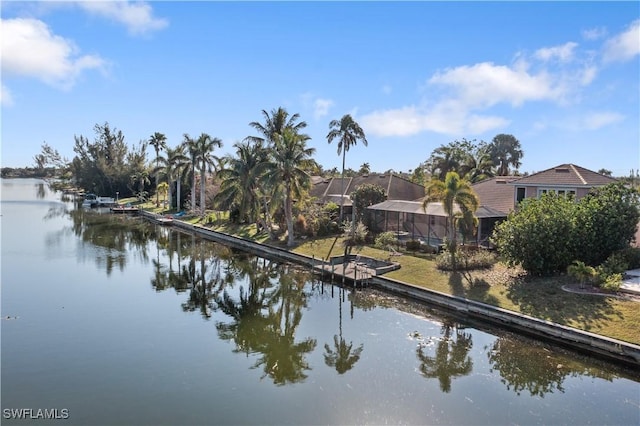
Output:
[1, 178, 639, 425]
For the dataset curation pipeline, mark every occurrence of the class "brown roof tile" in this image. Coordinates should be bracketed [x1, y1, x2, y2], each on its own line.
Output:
[472, 177, 519, 215]
[512, 164, 617, 187]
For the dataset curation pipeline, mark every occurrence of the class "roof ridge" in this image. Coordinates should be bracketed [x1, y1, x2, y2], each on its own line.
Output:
[569, 164, 587, 185]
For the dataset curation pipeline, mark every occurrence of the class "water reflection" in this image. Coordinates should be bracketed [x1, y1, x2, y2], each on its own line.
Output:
[51, 199, 640, 399]
[486, 336, 616, 397]
[324, 287, 364, 374]
[216, 259, 317, 385]
[415, 322, 473, 393]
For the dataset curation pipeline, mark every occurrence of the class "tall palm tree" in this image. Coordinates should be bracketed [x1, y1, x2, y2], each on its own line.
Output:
[326, 114, 368, 221]
[461, 143, 495, 183]
[489, 134, 523, 176]
[183, 134, 198, 213]
[423, 172, 479, 269]
[149, 132, 167, 206]
[215, 140, 268, 224]
[192, 133, 223, 215]
[248, 107, 307, 147]
[267, 128, 316, 247]
[160, 145, 189, 212]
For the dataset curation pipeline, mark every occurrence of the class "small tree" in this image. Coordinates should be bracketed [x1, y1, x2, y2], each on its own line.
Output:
[492, 193, 577, 276]
[351, 183, 387, 230]
[567, 260, 595, 289]
[375, 231, 398, 252]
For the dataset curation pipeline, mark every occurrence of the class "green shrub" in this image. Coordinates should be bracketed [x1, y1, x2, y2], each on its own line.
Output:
[405, 240, 421, 251]
[600, 273, 623, 291]
[567, 260, 596, 287]
[436, 249, 497, 271]
[615, 247, 640, 269]
[375, 232, 398, 251]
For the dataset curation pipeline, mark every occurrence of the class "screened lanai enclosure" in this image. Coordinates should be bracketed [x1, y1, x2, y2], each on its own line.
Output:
[366, 200, 506, 250]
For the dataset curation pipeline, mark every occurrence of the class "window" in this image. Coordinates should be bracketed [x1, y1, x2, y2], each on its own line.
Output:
[516, 187, 526, 203]
[537, 188, 576, 198]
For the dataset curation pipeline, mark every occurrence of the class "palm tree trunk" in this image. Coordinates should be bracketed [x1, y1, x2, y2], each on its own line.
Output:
[176, 180, 182, 211]
[191, 165, 196, 213]
[200, 168, 206, 215]
[340, 148, 346, 222]
[285, 188, 294, 247]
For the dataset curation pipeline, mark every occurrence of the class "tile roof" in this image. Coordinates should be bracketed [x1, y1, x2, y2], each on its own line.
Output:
[471, 177, 519, 215]
[511, 164, 617, 187]
[309, 174, 425, 203]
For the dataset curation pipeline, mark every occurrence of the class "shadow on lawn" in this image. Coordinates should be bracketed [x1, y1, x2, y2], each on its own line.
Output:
[505, 278, 623, 331]
[448, 273, 501, 306]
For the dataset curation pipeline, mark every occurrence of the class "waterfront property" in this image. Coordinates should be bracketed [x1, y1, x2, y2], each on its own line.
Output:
[3, 178, 640, 426]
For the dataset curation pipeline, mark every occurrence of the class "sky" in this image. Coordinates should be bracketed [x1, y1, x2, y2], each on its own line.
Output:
[1, 1, 639, 177]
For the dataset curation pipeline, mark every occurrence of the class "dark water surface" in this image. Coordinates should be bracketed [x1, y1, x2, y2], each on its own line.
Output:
[2, 179, 639, 425]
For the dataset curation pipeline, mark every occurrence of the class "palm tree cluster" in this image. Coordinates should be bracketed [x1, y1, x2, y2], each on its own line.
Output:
[213, 107, 317, 247]
[425, 134, 523, 182]
[152, 131, 222, 215]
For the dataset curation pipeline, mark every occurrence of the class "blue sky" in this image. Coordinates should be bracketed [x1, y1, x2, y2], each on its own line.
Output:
[2, 1, 639, 177]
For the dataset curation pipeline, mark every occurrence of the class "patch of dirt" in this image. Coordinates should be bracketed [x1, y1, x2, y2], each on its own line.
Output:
[472, 263, 527, 286]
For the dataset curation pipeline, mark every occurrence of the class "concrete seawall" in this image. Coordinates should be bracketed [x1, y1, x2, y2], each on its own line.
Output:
[140, 211, 640, 368]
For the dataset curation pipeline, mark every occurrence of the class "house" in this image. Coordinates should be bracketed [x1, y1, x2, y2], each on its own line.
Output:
[309, 174, 425, 219]
[365, 163, 618, 249]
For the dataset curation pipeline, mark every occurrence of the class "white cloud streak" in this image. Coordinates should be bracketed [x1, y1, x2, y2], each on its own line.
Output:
[582, 111, 625, 130]
[1, 18, 107, 90]
[603, 19, 640, 63]
[77, 1, 168, 36]
[313, 98, 334, 119]
[582, 26, 607, 41]
[535, 42, 578, 63]
[1, 83, 14, 107]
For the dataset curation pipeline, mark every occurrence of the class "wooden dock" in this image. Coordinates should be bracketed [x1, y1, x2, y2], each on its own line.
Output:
[314, 260, 375, 286]
[110, 206, 139, 214]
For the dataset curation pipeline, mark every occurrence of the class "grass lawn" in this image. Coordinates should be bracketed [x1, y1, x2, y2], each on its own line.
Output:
[293, 235, 640, 345]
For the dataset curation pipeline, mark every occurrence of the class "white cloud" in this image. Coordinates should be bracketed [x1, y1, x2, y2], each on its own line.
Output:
[381, 85, 392, 95]
[582, 111, 625, 130]
[535, 42, 578, 63]
[77, 1, 168, 36]
[1, 18, 107, 90]
[428, 62, 564, 108]
[360, 102, 509, 137]
[603, 19, 640, 63]
[313, 98, 333, 119]
[1, 83, 14, 107]
[582, 26, 607, 41]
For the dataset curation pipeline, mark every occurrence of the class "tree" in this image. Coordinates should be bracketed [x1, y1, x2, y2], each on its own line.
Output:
[423, 172, 479, 269]
[491, 193, 578, 276]
[71, 122, 130, 196]
[425, 141, 468, 181]
[488, 134, 523, 176]
[157, 182, 169, 210]
[461, 141, 495, 183]
[492, 183, 640, 275]
[598, 168, 613, 177]
[268, 128, 316, 247]
[327, 114, 368, 221]
[575, 182, 640, 266]
[149, 132, 167, 206]
[183, 134, 199, 213]
[350, 183, 387, 230]
[358, 162, 371, 175]
[157, 145, 189, 211]
[215, 140, 268, 224]
[248, 107, 307, 147]
[193, 133, 223, 215]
